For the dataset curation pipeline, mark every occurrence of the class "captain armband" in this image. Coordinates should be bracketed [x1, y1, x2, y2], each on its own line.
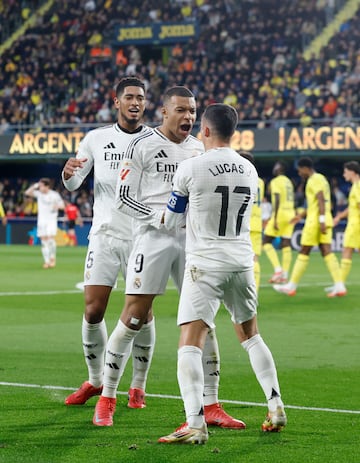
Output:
[167, 191, 188, 213]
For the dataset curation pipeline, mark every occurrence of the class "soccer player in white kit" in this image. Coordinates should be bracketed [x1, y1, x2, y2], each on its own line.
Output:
[93, 86, 246, 430]
[158, 104, 287, 444]
[62, 77, 155, 408]
[24, 178, 64, 268]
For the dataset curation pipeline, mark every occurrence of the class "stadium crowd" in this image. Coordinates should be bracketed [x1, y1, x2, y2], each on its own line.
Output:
[0, 0, 358, 218]
[0, 0, 357, 131]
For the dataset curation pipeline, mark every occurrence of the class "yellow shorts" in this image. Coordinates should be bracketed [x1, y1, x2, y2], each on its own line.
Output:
[343, 222, 360, 249]
[264, 214, 295, 238]
[250, 231, 262, 257]
[301, 218, 332, 246]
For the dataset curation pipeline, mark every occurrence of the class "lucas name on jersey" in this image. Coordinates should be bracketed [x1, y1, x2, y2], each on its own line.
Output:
[208, 162, 248, 177]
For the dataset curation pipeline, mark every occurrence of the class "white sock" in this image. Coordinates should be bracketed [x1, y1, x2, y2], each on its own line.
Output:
[241, 334, 283, 412]
[178, 345, 205, 429]
[335, 282, 346, 292]
[48, 238, 56, 261]
[130, 317, 156, 390]
[202, 328, 220, 406]
[102, 320, 137, 398]
[82, 317, 108, 388]
[41, 241, 50, 264]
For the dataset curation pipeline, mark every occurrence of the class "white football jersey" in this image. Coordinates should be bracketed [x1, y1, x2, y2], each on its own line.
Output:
[166, 147, 258, 271]
[62, 123, 152, 239]
[115, 128, 204, 235]
[33, 189, 64, 227]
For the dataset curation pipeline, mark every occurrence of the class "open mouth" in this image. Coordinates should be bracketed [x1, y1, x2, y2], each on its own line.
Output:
[180, 123, 191, 132]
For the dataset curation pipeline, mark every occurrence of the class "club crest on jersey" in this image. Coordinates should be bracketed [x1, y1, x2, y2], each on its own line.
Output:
[133, 277, 141, 289]
[120, 168, 130, 180]
[85, 270, 91, 280]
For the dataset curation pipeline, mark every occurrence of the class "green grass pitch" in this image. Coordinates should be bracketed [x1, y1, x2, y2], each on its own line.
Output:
[0, 244, 359, 463]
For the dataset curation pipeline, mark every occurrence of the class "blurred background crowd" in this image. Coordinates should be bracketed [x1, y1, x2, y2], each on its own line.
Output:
[1, 0, 359, 132]
[0, 0, 358, 218]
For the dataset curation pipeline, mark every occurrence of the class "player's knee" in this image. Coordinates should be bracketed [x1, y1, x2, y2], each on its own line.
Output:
[85, 302, 106, 324]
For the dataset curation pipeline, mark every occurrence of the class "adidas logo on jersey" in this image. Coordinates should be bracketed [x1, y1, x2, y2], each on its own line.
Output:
[104, 142, 116, 149]
[154, 150, 168, 158]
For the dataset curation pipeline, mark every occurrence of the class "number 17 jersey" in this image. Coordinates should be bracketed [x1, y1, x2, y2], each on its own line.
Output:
[172, 147, 258, 271]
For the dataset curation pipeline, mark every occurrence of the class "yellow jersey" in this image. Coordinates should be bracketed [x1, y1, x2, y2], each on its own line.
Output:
[0, 201, 5, 218]
[250, 177, 265, 233]
[269, 174, 295, 213]
[305, 173, 332, 225]
[347, 180, 360, 225]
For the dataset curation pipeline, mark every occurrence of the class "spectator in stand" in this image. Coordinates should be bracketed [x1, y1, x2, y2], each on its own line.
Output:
[0, 117, 11, 134]
[0, 0, 350, 129]
[76, 190, 93, 218]
[323, 95, 338, 118]
[330, 176, 347, 213]
[22, 194, 38, 216]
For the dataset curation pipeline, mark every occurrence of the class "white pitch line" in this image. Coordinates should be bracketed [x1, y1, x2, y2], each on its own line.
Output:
[0, 381, 359, 415]
[0, 280, 351, 297]
[0, 290, 84, 296]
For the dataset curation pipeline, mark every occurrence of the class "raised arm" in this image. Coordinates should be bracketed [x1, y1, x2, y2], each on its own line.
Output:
[24, 182, 39, 198]
[62, 135, 92, 192]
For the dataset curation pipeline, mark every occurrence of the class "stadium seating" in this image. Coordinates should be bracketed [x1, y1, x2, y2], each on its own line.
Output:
[0, 0, 355, 130]
[1, 0, 356, 218]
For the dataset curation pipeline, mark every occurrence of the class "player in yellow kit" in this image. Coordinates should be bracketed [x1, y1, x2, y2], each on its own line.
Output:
[263, 161, 296, 283]
[330, 161, 360, 292]
[0, 199, 7, 226]
[239, 151, 264, 293]
[273, 157, 346, 298]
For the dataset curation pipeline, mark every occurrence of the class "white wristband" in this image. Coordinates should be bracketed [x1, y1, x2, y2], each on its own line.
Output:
[319, 215, 325, 224]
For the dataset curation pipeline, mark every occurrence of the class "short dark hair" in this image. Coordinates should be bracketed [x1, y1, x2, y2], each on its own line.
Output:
[115, 76, 145, 97]
[39, 178, 51, 187]
[297, 157, 314, 168]
[344, 160, 360, 174]
[203, 103, 238, 140]
[163, 86, 195, 103]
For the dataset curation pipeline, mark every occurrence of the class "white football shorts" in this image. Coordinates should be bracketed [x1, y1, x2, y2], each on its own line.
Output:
[125, 228, 186, 294]
[83, 233, 132, 287]
[177, 265, 258, 329]
[37, 219, 58, 237]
